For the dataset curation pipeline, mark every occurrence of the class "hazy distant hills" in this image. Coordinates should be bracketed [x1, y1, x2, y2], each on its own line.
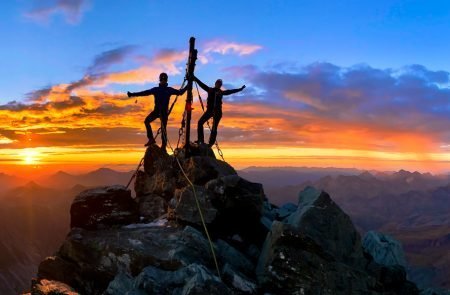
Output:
[0, 173, 27, 195]
[0, 182, 85, 294]
[38, 168, 134, 189]
[239, 166, 363, 188]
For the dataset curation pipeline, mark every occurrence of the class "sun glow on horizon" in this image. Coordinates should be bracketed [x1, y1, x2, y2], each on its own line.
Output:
[20, 149, 40, 165]
[0, 145, 449, 178]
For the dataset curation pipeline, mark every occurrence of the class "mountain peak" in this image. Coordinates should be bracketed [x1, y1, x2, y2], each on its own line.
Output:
[32, 144, 420, 294]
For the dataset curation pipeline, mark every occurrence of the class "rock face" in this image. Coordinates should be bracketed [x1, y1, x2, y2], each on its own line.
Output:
[287, 186, 365, 268]
[363, 231, 408, 268]
[70, 185, 139, 230]
[256, 186, 419, 295]
[32, 146, 420, 294]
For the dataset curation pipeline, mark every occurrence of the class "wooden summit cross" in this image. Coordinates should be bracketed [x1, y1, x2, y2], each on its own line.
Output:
[183, 37, 198, 156]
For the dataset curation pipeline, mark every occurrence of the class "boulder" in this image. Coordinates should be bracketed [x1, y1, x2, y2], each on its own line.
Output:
[135, 168, 176, 202]
[181, 156, 236, 186]
[215, 239, 255, 276]
[104, 273, 134, 295]
[36, 225, 217, 294]
[134, 264, 231, 295]
[184, 142, 217, 158]
[206, 175, 266, 244]
[363, 231, 407, 267]
[136, 193, 167, 221]
[262, 200, 278, 221]
[173, 185, 217, 224]
[222, 263, 257, 294]
[70, 185, 139, 230]
[143, 144, 171, 175]
[256, 221, 379, 295]
[287, 186, 365, 267]
[277, 202, 297, 220]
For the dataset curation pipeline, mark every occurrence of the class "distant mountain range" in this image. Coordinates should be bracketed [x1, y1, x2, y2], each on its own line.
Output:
[238, 166, 363, 188]
[37, 168, 134, 189]
[0, 173, 27, 195]
[0, 167, 448, 293]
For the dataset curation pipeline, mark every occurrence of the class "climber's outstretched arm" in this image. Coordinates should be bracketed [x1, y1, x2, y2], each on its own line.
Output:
[193, 76, 210, 92]
[171, 85, 188, 96]
[127, 88, 156, 97]
[223, 85, 246, 96]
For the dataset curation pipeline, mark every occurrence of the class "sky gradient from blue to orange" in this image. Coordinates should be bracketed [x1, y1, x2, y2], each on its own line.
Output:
[0, 0, 450, 176]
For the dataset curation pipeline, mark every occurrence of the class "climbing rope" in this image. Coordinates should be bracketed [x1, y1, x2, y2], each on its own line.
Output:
[194, 82, 225, 161]
[168, 77, 188, 117]
[129, 74, 222, 279]
[125, 157, 144, 189]
[161, 122, 222, 280]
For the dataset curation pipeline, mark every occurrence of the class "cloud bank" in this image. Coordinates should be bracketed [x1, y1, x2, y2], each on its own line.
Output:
[1, 40, 448, 162]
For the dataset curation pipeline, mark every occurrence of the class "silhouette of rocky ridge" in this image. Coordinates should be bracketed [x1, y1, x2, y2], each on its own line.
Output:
[30, 145, 421, 294]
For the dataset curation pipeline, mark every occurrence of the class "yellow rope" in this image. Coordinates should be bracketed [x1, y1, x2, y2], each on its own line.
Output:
[162, 124, 222, 280]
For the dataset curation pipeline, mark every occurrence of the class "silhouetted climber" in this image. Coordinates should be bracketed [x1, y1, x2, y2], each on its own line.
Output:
[194, 76, 245, 146]
[127, 73, 187, 150]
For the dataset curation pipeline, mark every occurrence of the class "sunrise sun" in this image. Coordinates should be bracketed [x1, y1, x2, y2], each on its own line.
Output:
[21, 149, 39, 165]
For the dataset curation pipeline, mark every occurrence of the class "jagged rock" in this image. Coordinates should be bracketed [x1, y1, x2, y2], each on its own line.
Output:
[136, 193, 167, 221]
[143, 144, 171, 175]
[216, 239, 255, 276]
[36, 225, 217, 294]
[173, 186, 217, 224]
[136, 145, 235, 203]
[277, 202, 297, 220]
[363, 230, 407, 267]
[260, 216, 273, 231]
[257, 207, 420, 295]
[31, 279, 79, 295]
[256, 221, 379, 294]
[206, 175, 266, 244]
[104, 273, 134, 295]
[222, 263, 257, 294]
[135, 168, 176, 201]
[70, 185, 138, 230]
[262, 200, 277, 221]
[287, 186, 365, 268]
[184, 142, 217, 158]
[366, 259, 419, 294]
[132, 263, 231, 295]
[181, 156, 236, 186]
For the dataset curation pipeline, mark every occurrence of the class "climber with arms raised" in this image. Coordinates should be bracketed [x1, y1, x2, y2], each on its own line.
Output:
[127, 72, 187, 151]
[194, 76, 245, 147]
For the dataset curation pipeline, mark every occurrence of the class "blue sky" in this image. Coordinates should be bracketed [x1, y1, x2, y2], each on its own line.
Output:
[2, 0, 450, 102]
[0, 0, 450, 173]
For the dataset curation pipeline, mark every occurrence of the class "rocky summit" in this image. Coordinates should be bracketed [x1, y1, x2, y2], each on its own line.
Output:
[31, 144, 419, 294]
